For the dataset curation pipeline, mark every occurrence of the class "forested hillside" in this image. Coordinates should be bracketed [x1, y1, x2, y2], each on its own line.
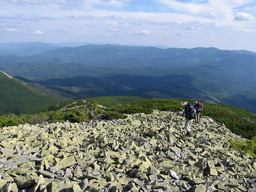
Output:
[1, 44, 256, 113]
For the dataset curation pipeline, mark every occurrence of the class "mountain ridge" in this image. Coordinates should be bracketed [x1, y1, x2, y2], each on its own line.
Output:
[0, 42, 60, 56]
[1, 43, 256, 113]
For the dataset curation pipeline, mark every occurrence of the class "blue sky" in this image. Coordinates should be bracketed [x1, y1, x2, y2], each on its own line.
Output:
[1, 0, 256, 51]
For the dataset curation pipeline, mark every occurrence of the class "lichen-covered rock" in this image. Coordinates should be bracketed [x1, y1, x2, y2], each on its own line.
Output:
[2, 182, 18, 192]
[14, 175, 35, 189]
[56, 156, 77, 169]
[0, 179, 7, 189]
[0, 111, 255, 191]
[189, 184, 207, 192]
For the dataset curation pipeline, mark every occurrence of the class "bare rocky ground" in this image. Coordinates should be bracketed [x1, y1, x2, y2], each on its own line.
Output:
[0, 110, 255, 192]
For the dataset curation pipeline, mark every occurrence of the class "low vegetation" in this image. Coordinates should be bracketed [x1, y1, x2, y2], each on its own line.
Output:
[230, 136, 256, 158]
[0, 96, 255, 157]
[86, 96, 143, 107]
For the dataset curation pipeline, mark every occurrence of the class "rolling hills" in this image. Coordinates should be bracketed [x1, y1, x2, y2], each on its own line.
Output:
[0, 71, 64, 115]
[1, 43, 256, 113]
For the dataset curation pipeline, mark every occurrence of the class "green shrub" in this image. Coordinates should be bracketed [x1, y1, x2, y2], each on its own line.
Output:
[0, 114, 26, 127]
[110, 98, 188, 115]
[230, 136, 256, 158]
[86, 96, 143, 107]
[63, 109, 88, 123]
[203, 103, 256, 139]
[99, 110, 127, 120]
[113, 105, 153, 114]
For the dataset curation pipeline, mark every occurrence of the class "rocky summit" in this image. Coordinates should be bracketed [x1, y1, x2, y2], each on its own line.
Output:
[0, 110, 255, 192]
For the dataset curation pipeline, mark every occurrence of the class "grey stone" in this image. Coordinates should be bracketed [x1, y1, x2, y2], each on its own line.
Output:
[38, 170, 56, 178]
[14, 176, 35, 189]
[48, 166, 58, 173]
[246, 171, 256, 179]
[170, 170, 179, 180]
[2, 182, 18, 192]
[195, 158, 208, 170]
[189, 184, 207, 192]
[49, 180, 73, 192]
[204, 160, 218, 176]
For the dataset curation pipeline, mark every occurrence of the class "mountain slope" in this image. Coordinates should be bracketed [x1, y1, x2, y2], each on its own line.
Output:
[0, 111, 254, 191]
[0, 71, 63, 114]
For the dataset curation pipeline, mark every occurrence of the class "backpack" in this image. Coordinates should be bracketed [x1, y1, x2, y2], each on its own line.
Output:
[195, 102, 204, 112]
[185, 103, 196, 119]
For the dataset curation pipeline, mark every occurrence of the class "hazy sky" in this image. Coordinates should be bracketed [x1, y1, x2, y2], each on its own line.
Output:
[1, 0, 256, 51]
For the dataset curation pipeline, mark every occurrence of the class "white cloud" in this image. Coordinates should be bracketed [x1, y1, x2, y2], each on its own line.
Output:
[234, 12, 255, 21]
[106, 28, 151, 38]
[135, 30, 151, 35]
[157, 0, 207, 14]
[5, 28, 20, 32]
[104, 15, 122, 20]
[3, 0, 131, 7]
[87, 0, 131, 7]
[5, 0, 66, 3]
[6, 0, 65, 3]
[32, 29, 44, 34]
[182, 25, 200, 31]
[70, 14, 80, 19]
[156, 0, 255, 20]
[1, 0, 256, 51]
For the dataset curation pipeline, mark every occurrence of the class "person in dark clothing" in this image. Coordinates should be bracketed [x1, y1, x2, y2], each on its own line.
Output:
[182, 101, 196, 136]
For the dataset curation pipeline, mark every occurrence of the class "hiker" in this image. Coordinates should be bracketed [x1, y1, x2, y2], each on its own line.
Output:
[182, 101, 196, 136]
[194, 101, 204, 123]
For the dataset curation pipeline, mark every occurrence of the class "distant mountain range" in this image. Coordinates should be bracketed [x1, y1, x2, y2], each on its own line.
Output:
[0, 70, 64, 115]
[0, 43, 256, 113]
[0, 42, 61, 56]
